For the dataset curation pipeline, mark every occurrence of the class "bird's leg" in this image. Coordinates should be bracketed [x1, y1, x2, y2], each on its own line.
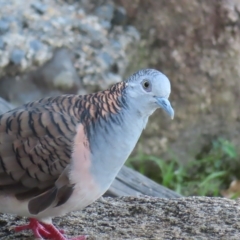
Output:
[14, 218, 86, 240]
[14, 218, 52, 238]
[41, 222, 87, 240]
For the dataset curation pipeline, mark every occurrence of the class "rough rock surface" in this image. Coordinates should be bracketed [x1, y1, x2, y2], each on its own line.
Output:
[0, 0, 139, 105]
[1, 196, 240, 240]
[117, 0, 240, 161]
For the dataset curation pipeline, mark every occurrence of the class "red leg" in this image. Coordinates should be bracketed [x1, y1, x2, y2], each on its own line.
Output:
[41, 222, 87, 240]
[14, 218, 87, 240]
[14, 218, 51, 238]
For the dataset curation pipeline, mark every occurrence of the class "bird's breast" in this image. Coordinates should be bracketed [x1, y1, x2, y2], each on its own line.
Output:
[88, 112, 145, 191]
[68, 111, 145, 209]
[68, 123, 102, 211]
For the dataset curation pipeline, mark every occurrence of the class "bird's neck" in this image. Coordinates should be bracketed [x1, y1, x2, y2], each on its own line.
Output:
[86, 92, 148, 191]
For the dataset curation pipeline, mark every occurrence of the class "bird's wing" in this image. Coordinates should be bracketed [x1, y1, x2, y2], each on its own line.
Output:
[0, 96, 80, 214]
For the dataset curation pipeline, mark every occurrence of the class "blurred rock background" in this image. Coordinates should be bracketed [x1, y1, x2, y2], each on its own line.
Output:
[116, 0, 240, 160]
[1, 0, 240, 197]
[0, 0, 139, 103]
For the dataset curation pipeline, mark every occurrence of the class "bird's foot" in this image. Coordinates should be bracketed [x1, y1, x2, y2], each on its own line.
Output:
[41, 222, 87, 240]
[14, 218, 52, 238]
[14, 218, 87, 240]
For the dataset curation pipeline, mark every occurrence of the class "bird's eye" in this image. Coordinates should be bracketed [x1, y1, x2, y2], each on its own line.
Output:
[142, 80, 151, 91]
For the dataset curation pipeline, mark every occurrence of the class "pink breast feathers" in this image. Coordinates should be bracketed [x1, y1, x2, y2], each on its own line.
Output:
[69, 124, 101, 211]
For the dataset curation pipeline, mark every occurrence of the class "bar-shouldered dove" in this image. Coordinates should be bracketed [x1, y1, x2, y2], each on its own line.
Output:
[0, 69, 174, 240]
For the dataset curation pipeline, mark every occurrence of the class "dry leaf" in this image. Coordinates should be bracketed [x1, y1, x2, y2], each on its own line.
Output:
[221, 180, 240, 199]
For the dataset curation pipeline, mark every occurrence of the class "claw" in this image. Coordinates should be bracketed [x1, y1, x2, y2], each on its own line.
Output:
[14, 218, 51, 238]
[12, 218, 87, 240]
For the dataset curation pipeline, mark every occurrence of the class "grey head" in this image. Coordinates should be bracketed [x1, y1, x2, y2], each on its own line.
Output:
[125, 69, 174, 119]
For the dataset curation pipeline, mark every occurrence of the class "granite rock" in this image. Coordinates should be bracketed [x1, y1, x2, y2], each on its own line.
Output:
[0, 0, 139, 95]
[1, 196, 240, 240]
[117, 0, 240, 161]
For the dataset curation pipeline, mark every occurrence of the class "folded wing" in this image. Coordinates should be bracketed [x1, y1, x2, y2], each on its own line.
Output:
[0, 96, 80, 214]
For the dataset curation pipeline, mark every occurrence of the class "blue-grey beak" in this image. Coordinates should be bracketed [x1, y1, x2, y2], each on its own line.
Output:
[156, 97, 174, 119]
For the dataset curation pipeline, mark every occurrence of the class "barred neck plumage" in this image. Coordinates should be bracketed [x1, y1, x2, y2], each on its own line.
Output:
[73, 81, 128, 140]
[79, 81, 128, 116]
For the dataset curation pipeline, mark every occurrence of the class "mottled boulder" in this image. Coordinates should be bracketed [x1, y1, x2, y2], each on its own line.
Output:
[0, 0, 139, 105]
[117, 0, 240, 161]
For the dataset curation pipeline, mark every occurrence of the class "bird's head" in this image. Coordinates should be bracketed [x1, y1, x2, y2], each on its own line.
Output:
[125, 69, 174, 119]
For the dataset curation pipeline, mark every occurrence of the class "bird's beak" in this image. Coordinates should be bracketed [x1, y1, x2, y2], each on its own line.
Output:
[156, 97, 174, 119]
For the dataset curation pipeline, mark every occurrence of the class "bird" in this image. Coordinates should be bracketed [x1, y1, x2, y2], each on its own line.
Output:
[0, 68, 174, 240]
